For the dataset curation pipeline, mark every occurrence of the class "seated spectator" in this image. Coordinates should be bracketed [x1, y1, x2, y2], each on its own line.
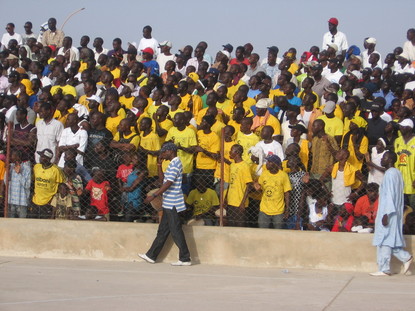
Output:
[304, 181, 331, 232]
[351, 216, 373, 233]
[331, 203, 355, 232]
[186, 178, 219, 226]
[354, 182, 379, 225]
[51, 183, 72, 220]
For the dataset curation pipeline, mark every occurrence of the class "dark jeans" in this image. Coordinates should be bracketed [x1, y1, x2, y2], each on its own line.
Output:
[146, 207, 191, 262]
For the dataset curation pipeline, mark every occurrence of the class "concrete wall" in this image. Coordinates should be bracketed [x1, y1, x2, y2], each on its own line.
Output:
[0, 218, 413, 273]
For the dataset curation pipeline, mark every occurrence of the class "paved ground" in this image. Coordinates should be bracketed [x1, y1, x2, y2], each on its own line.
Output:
[0, 256, 414, 311]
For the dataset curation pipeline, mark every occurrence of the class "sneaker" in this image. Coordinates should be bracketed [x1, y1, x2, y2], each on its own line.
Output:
[171, 260, 191, 266]
[403, 256, 413, 274]
[369, 271, 391, 276]
[138, 253, 155, 264]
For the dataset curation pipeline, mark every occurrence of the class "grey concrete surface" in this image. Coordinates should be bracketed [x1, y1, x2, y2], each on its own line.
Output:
[0, 256, 414, 311]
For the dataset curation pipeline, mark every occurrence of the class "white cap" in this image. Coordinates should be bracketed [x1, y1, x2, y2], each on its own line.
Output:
[219, 50, 230, 58]
[365, 37, 377, 44]
[159, 40, 172, 48]
[399, 118, 414, 129]
[326, 43, 338, 52]
[86, 95, 102, 103]
[323, 101, 336, 114]
[349, 70, 362, 80]
[256, 98, 273, 108]
[127, 42, 138, 49]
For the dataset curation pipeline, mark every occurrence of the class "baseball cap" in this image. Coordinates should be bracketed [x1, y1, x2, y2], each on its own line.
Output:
[267, 46, 279, 54]
[142, 47, 154, 55]
[188, 72, 199, 83]
[159, 40, 172, 48]
[289, 123, 307, 133]
[323, 101, 336, 113]
[37, 148, 54, 159]
[370, 103, 382, 112]
[222, 43, 233, 53]
[326, 43, 338, 52]
[328, 17, 339, 26]
[256, 98, 272, 108]
[219, 50, 230, 58]
[399, 118, 414, 128]
[160, 142, 178, 153]
[267, 154, 281, 165]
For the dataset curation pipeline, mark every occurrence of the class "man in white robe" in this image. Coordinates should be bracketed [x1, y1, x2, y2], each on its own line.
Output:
[371, 151, 413, 276]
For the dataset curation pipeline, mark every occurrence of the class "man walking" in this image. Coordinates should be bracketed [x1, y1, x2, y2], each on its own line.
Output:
[138, 143, 191, 266]
[371, 151, 413, 276]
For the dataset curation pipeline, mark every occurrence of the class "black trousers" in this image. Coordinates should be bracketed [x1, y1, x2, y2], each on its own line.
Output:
[146, 207, 191, 262]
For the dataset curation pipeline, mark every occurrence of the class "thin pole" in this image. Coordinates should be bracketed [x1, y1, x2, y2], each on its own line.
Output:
[219, 127, 225, 227]
[4, 121, 12, 217]
[60, 8, 85, 31]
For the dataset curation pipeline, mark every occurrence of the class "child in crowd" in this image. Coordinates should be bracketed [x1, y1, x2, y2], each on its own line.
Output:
[186, 178, 219, 226]
[85, 168, 111, 221]
[63, 159, 84, 213]
[51, 183, 73, 220]
[302, 179, 331, 231]
[365, 137, 387, 185]
[116, 152, 133, 217]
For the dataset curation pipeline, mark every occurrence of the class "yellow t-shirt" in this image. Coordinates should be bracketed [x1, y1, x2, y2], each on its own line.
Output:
[168, 108, 185, 121]
[113, 131, 140, 150]
[342, 134, 368, 170]
[140, 131, 161, 177]
[154, 118, 174, 144]
[196, 130, 220, 170]
[53, 107, 76, 126]
[394, 136, 415, 194]
[211, 120, 226, 138]
[50, 85, 77, 98]
[165, 126, 197, 174]
[227, 120, 241, 134]
[120, 96, 135, 110]
[227, 161, 253, 207]
[32, 164, 64, 205]
[179, 93, 203, 117]
[106, 115, 124, 136]
[196, 107, 224, 125]
[227, 80, 246, 100]
[320, 103, 344, 120]
[146, 103, 161, 119]
[216, 99, 231, 112]
[186, 188, 219, 216]
[223, 102, 253, 120]
[214, 140, 235, 183]
[269, 88, 285, 98]
[252, 114, 281, 137]
[111, 67, 121, 80]
[236, 132, 260, 165]
[0, 160, 5, 181]
[317, 115, 344, 137]
[297, 90, 320, 108]
[258, 169, 292, 215]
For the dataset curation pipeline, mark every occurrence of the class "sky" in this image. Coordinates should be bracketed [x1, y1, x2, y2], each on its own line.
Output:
[3, 0, 415, 61]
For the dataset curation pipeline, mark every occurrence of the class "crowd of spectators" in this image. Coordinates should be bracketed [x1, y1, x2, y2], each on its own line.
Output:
[1, 17, 415, 233]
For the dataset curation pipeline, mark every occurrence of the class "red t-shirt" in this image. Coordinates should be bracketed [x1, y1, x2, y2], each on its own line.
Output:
[331, 215, 354, 232]
[85, 180, 110, 215]
[354, 195, 378, 224]
[229, 58, 250, 66]
[116, 164, 133, 183]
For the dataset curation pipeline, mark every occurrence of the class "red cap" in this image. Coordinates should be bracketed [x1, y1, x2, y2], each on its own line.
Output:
[328, 17, 339, 26]
[142, 47, 154, 55]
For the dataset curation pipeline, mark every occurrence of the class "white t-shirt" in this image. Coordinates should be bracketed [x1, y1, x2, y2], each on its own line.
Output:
[331, 170, 351, 205]
[322, 31, 348, 54]
[58, 127, 88, 167]
[93, 48, 109, 62]
[1, 32, 22, 49]
[323, 70, 344, 84]
[138, 37, 159, 57]
[57, 46, 80, 63]
[157, 53, 176, 74]
[368, 147, 385, 185]
[254, 140, 284, 161]
[361, 49, 382, 69]
[36, 119, 64, 163]
[403, 40, 415, 62]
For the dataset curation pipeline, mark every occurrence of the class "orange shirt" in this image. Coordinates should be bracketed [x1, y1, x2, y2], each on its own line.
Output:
[354, 195, 379, 224]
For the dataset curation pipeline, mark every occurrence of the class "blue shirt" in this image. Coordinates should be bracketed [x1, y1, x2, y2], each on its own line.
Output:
[143, 60, 160, 76]
[373, 91, 396, 111]
[126, 169, 144, 209]
[162, 157, 185, 211]
[287, 96, 302, 107]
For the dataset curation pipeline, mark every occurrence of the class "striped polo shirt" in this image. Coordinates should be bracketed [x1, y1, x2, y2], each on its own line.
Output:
[162, 157, 186, 212]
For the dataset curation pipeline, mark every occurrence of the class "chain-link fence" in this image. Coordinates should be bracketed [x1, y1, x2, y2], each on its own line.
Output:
[2, 118, 414, 234]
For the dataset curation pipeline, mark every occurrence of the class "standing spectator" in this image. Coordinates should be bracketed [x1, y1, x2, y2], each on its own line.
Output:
[57, 113, 88, 167]
[286, 156, 306, 229]
[10, 108, 36, 163]
[138, 25, 159, 57]
[139, 142, 191, 266]
[41, 18, 65, 48]
[255, 155, 291, 229]
[402, 28, 415, 62]
[138, 117, 162, 178]
[36, 102, 64, 163]
[85, 168, 111, 221]
[31, 149, 64, 218]
[366, 137, 387, 185]
[92, 37, 108, 62]
[394, 119, 415, 209]
[317, 101, 344, 145]
[226, 144, 253, 227]
[367, 102, 388, 146]
[57, 36, 80, 64]
[8, 150, 31, 218]
[371, 151, 413, 276]
[1, 23, 22, 50]
[157, 41, 175, 74]
[322, 17, 348, 55]
[50, 183, 72, 220]
[340, 118, 368, 170]
[22, 22, 36, 45]
[310, 119, 339, 178]
[236, 117, 260, 165]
